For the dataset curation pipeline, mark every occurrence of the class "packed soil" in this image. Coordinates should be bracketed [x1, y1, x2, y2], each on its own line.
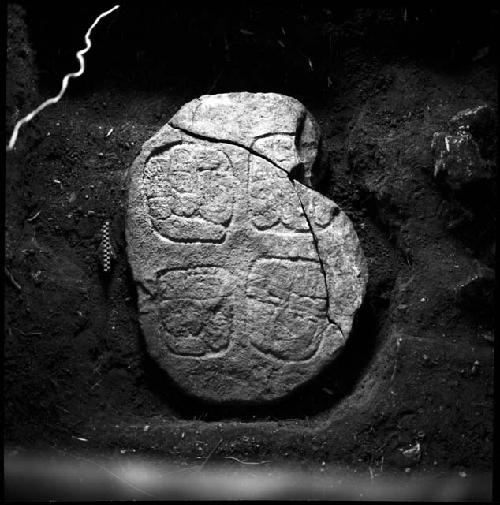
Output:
[4, 3, 496, 499]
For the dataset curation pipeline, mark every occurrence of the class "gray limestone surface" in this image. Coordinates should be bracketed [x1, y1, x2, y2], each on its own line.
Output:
[126, 92, 368, 403]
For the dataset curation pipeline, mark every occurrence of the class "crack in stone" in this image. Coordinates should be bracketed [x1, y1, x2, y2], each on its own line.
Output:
[136, 280, 156, 302]
[290, 179, 345, 339]
[164, 121, 345, 338]
[168, 122, 288, 173]
[252, 130, 296, 140]
[144, 140, 183, 165]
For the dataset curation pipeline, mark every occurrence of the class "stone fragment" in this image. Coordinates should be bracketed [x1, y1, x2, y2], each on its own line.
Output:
[449, 104, 496, 159]
[126, 92, 368, 403]
[431, 104, 495, 193]
[431, 131, 492, 192]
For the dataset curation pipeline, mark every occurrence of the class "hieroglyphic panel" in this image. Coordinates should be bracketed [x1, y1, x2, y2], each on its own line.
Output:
[127, 93, 368, 403]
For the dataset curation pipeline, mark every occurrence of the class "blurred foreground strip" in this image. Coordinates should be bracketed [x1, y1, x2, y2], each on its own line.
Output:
[4, 449, 491, 501]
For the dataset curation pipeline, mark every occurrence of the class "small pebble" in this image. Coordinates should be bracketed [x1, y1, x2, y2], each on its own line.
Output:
[471, 360, 480, 376]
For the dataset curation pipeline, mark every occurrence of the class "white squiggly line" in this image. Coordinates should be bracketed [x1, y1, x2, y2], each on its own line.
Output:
[7, 5, 120, 151]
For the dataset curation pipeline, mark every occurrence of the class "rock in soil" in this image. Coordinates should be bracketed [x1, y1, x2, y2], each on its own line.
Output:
[126, 92, 368, 403]
[431, 104, 496, 194]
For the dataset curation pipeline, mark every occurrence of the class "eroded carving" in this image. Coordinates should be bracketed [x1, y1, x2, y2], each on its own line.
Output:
[246, 258, 329, 361]
[159, 299, 232, 356]
[249, 157, 309, 233]
[144, 144, 234, 243]
[157, 267, 234, 357]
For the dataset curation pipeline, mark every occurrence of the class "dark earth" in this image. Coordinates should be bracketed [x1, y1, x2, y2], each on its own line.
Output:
[4, 3, 496, 500]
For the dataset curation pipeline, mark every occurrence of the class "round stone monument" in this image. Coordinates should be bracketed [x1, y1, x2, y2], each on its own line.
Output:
[126, 92, 368, 403]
